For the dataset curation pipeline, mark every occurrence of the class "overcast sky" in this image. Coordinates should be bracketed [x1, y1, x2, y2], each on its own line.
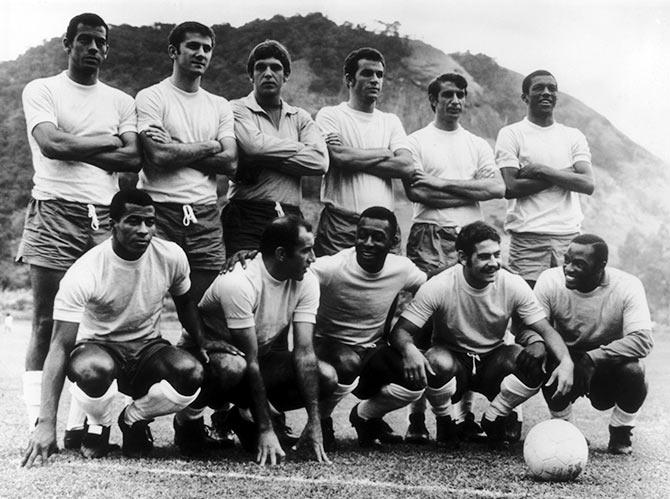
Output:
[2, 0, 669, 162]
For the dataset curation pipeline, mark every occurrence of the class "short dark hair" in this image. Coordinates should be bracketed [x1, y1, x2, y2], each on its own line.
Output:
[455, 221, 501, 259]
[428, 73, 468, 111]
[344, 47, 385, 83]
[260, 215, 312, 258]
[246, 40, 291, 77]
[65, 13, 108, 43]
[110, 189, 154, 221]
[522, 69, 555, 95]
[358, 206, 398, 238]
[571, 233, 609, 264]
[168, 22, 215, 49]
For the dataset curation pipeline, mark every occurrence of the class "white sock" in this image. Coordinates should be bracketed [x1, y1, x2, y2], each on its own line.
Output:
[484, 374, 539, 420]
[426, 378, 457, 418]
[70, 380, 118, 427]
[549, 404, 574, 423]
[175, 406, 206, 424]
[23, 371, 42, 430]
[515, 404, 524, 422]
[320, 379, 358, 418]
[610, 405, 638, 427]
[124, 380, 200, 424]
[65, 390, 87, 431]
[408, 393, 427, 415]
[358, 384, 424, 420]
[452, 391, 475, 423]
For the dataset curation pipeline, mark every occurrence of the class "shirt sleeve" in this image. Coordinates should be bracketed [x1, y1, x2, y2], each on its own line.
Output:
[168, 245, 192, 297]
[403, 259, 428, 294]
[232, 99, 301, 158]
[309, 255, 336, 287]
[293, 272, 320, 324]
[52, 263, 96, 323]
[217, 98, 236, 140]
[213, 273, 256, 329]
[388, 114, 411, 153]
[474, 138, 498, 179]
[135, 86, 163, 134]
[282, 109, 329, 173]
[116, 92, 138, 135]
[509, 274, 546, 326]
[400, 280, 439, 329]
[22, 79, 58, 133]
[407, 134, 423, 171]
[315, 107, 340, 136]
[494, 126, 521, 170]
[570, 129, 592, 165]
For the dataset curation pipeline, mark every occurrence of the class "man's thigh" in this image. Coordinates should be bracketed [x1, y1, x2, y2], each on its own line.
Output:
[472, 345, 522, 400]
[424, 345, 468, 387]
[353, 345, 420, 399]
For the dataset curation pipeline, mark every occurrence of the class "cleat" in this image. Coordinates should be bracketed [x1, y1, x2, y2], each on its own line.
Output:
[64, 427, 86, 450]
[209, 409, 237, 448]
[174, 416, 228, 456]
[271, 412, 299, 449]
[321, 416, 337, 451]
[504, 411, 522, 443]
[405, 412, 431, 445]
[80, 424, 117, 459]
[118, 407, 154, 458]
[227, 407, 258, 453]
[481, 415, 509, 449]
[349, 403, 382, 449]
[435, 415, 459, 450]
[456, 412, 486, 442]
[377, 418, 403, 444]
[608, 425, 633, 455]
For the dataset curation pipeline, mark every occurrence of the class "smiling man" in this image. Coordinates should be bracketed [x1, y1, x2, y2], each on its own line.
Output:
[495, 70, 595, 288]
[533, 234, 653, 454]
[21, 189, 227, 467]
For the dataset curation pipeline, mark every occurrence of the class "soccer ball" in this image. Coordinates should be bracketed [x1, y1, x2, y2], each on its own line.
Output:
[523, 419, 588, 482]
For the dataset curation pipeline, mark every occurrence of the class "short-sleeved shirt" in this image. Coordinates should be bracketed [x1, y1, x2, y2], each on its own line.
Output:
[534, 267, 653, 360]
[316, 102, 411, 213]
[136, 78, 235, 205]
[495, 118, 592, 234]
[401, 265, 545, 354]
[53, 237, 190, 343]
[22, 71, 137, 205]
[408, 123, 497, 227]
[311, 247, 426, 347]
[198, 255, 320, 355]
[228, 93, 328, 205]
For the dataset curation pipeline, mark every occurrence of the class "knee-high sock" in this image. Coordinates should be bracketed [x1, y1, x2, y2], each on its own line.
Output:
[70, 380, 118, 427]
[408, 393, 427, 416]
[358, 384, 424, 420]
[23, 371, 42, 430]
[484, 374, 539, 420]
[66, 386, 88, 430]
[610, 405, 638, 427]
[452, 390, 475, 423]
[426, 377, 457, 418]
[124, 380, 200, 425]
[320, 379, 358, 418]
[550, 404, 574, 423]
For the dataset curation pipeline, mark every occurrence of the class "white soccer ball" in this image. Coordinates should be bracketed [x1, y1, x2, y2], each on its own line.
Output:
[523, 419, 588, 482]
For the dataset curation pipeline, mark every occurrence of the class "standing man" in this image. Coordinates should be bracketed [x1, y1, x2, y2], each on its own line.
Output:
[222, 40, 328, 255]
[535, 234, 653, 454]
[314, 47, 414, 256]
[496, 69, 595, 288]
[136, 21, 237, 301]
[403, 73, 505, 443]
[18, 12, 140, 434]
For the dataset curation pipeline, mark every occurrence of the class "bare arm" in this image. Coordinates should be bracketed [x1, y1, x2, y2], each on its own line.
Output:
[140, 126, 222, 172]
[501, 166, 552, 199]
[517, 160, 595, 194]
[188, 137, 238, 177]
[83, 131, 142, 173]
[326, 133, 414, 179]
[527, 318, 574, 396]
[389, 316, 433, 387]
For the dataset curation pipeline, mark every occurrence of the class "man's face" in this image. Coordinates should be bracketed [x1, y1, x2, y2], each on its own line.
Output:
[283, 226, 316, 280]
[65, 23, 108, 72]
[112, 204, 156, 258]
[525, 74, 558, 116]
[433, 81, 465, 123]
[563, 243, 601, 290]
[349, 59, 384, 104]
[252, 57, 287, 99]
[461, 239, 501, 288]
[171, 32, 213, 76]
[355, 217, 394, 272]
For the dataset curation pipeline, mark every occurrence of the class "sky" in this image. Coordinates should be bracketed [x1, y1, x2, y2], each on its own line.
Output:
[2, 0, 669, 162]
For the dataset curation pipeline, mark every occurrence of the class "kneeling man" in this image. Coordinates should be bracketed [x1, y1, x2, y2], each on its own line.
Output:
[22, 189, 218, 467]
[535, 234, 653, 454]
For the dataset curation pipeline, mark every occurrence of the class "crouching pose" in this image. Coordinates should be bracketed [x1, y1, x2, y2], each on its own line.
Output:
[535, 234, 653, 454]
[186, 216, 336, 464]
[357, 221, 574, 449]
[21, 189, 223, 467]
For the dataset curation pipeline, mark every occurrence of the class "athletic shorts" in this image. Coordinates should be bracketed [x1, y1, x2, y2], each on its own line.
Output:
[72, 337, 173, 397]
[154, 202, 224, 271]
[406, 222, 459, 273]
[314, 336, 385, 378]
[221, 199, 303, 255]
[508, 231, 577, 282]
[314, 204, 401, 257]
[16, 198, 111, 271]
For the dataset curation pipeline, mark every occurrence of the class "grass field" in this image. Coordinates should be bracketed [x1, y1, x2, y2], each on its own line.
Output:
[1, 318, 669, 498]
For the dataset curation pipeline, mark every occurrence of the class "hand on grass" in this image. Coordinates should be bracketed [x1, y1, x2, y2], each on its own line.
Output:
[294, 419, 331, 464]
[256, 429, 285, 466]
[20, 422, 58, 469]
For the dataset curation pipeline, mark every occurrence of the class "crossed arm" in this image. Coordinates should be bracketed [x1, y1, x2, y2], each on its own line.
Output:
[403, 169, 505, 208]
[501, 160, 594, 199]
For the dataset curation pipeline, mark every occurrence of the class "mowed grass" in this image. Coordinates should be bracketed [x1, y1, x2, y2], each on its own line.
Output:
[1, 318, 669, 498]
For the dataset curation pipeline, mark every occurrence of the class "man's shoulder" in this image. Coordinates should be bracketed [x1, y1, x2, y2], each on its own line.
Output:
[149, 237, 186, 259]
[135, 80, 165, 100]
[316, 102, 347, 117]
[24, 73, 62, 91]
[606, 267, 644, 291]
[498, 119, 527, 134]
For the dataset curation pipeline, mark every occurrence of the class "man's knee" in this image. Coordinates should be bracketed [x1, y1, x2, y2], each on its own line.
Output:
[164, 350, 205, 393]
[67, 346, 117, 396]
[318, 360, 338, 398]
[616, 359, 646, 380]
[425, 347, 458, 386]
[208, 352, 247, 387]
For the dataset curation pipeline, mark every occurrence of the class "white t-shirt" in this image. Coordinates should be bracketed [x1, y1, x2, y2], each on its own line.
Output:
[199, 255, 320, 356]
[311, 247, 426, 347]
[401, 265, 545, 354]
[136, 78, 235, 204]
[53, 237, 190, 342]
[409, 123, 497, 227]
[534, 267, 653, 361]
[22, 71, 137, 205]
[316, 102, 411, 213]
[495, 118, 592, 234]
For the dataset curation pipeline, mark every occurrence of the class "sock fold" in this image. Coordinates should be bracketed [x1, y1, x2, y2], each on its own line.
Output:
[358, 383, 424, 420]
[124, 380, 200, 424]
[70, 380, 118, 427]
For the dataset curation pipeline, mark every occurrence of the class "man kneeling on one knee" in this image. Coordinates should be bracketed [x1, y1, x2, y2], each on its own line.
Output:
[351, 221, 574, 449]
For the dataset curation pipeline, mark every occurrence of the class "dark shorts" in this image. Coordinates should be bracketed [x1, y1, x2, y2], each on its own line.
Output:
[155, 202, 224, 271]
[72, 337, 172, 397]
[314, 336, 385, 380]
[508, 232, 577, 282]
[16, 198, 111, 271]
[314, 204, 402, 257]
[221, 199, 303, 255]
[406, 222, 459, 273]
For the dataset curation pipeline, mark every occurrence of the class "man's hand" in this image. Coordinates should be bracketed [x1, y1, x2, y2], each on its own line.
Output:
[518, 163, 551, 179]
[256, 429, 285, 466]
[516, 341, 547, 383]
[20, 422, 58, 468]
[222, 250, 258, 274]
[293, 419, 331, 464]
[545, 356, 574, 399]
[196, 338, 245, 364]
[323, 132, 343, 146]
[401, 343, 434, 387]
[573, 352, 596, 396]
[143, 124, 174, 144]
[408, 170, 442, 190]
